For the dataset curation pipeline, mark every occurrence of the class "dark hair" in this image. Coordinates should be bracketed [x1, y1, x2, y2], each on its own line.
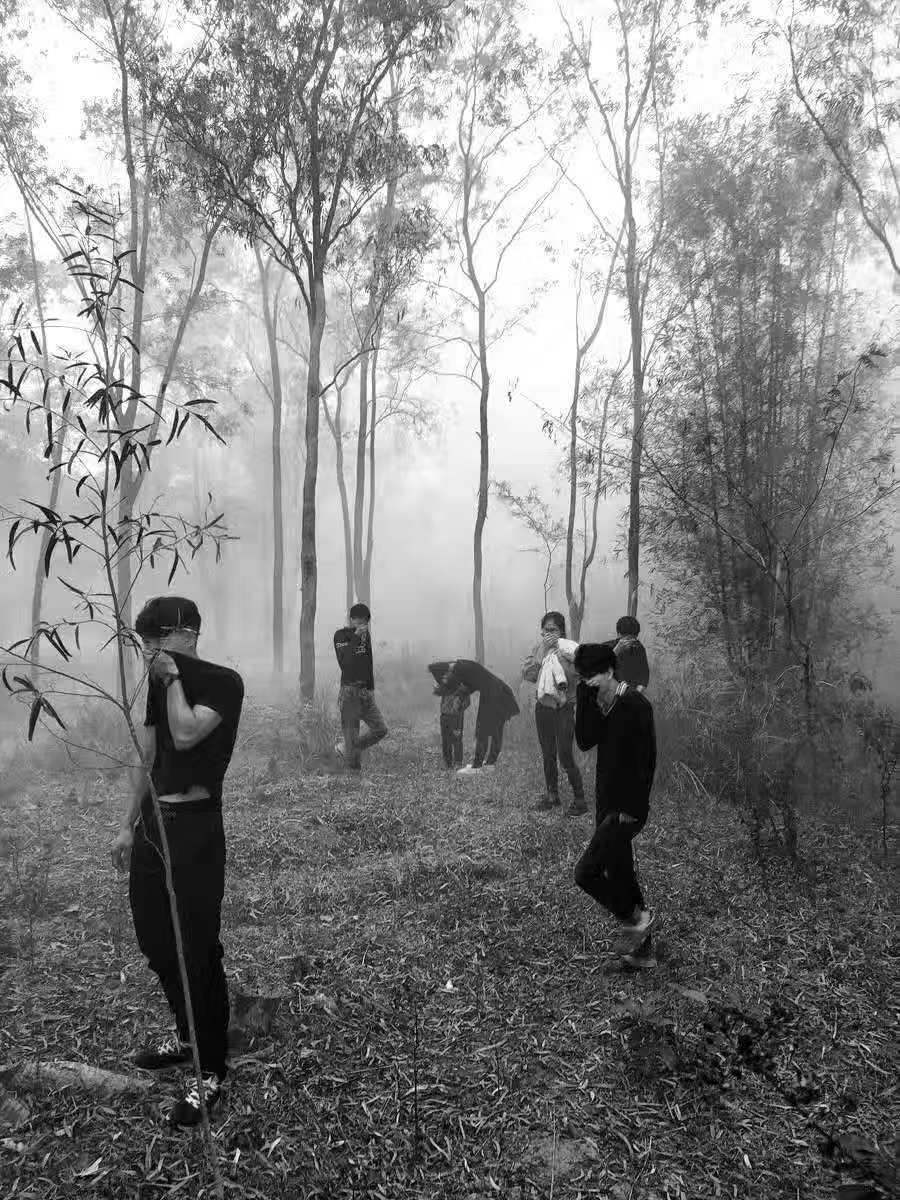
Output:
[541, 610, 566, 635]
[616, 615, 640, 637]
[349, 603, 371, 621]
[574, 643, 616, 677]
[135, 596, 201, 639]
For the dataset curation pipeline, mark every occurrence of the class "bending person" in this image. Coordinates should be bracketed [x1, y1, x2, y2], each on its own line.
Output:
[443, 659, 519, 775]
[521, 610, 587, 816]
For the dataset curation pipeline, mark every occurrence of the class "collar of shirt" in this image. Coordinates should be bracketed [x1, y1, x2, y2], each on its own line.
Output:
[599, 680, 629, 715]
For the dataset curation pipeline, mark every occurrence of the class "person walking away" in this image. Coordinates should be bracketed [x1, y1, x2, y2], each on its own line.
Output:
[521, 611, 587, 816]
[442, 659, 520, 775]
[571, 643, 657, 969]
[608, 615, 650, 692]
[333, 603, 388, 771]
[110, 595, 244, 1126]
[428, 661, 471, 768]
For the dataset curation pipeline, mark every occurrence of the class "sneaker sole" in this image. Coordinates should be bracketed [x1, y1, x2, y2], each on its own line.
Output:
[619, 954, 658, 971]
[134, 1057, 192, 1071]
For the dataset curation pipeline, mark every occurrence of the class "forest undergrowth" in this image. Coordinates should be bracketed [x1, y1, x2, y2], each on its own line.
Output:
[0, 695, 896, 1200]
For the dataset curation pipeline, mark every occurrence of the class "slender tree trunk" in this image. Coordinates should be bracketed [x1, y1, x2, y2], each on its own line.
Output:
[323, 383, 354, 611]
[112, 9, 151, 696]
[473, 291, 490, 664]
[362, 344, 377, 604]
[24, 202, 63, 682]
[564, 237, 620, 637]
[576, 375, 614, 638]
[256, 247, 285, 675]
[624, 201, 644, 619]
[299, 279, 326, 700]
[565, 347, 583, 637]
[352, 347, 370, 600]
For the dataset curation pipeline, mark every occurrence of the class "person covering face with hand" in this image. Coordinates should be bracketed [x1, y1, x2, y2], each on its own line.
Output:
[571, 642, 658, 969]
[521, 611, 586, 816]
[112, 595, 244, 1128]
[333, 603, 388, 770]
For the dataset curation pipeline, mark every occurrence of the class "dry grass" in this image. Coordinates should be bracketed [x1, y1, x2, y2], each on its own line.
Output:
[0, 699, 897, 1199]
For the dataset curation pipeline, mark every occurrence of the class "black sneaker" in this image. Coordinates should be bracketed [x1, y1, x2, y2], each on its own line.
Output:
[533, 794, 560, 812]
[169, 1073, 224, 1127]
[134, 1034, 192, 1070]
[564, 800, 589, 818]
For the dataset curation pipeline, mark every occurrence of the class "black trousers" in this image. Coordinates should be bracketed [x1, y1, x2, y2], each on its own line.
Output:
[535, 703, 584, 800]
[472, 720, 505, 767]
[574, 813, 645, 921]
[440, 712, 465, 767]
[129, 806, 229, 1077]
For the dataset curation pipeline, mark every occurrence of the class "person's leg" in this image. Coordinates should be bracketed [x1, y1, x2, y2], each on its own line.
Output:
[603, 823, 646, 922]
[168, 812, 229, 1080]
[356, 691, 388, 751]
[573, 815, 618, 913]
[129, 817, 190, 1047]
[470, 705, 488, 767]
[440, 715, 454, 767]
[339, 687, 362, 769]
[471, 736, 488, 768]
[452, 712, 465, 765]
[484, 720, 504, 765]
[556, 705, 587, 810]
[535, 704, 560, 799]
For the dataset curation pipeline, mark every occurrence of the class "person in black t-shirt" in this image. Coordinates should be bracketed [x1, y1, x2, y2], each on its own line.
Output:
[572, 642, 657, 970]
[601, 615, 651, 691]
[333, 603, 387, 770]
[110, 595, 244, 1127]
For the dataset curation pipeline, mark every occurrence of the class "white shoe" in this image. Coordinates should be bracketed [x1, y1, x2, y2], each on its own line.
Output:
[456, 764, 481, 776]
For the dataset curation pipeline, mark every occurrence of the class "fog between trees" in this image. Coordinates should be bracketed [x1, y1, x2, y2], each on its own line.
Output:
[0, 0, 897, 706]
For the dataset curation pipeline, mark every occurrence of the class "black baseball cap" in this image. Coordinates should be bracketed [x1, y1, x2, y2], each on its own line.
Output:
[134, 596, 202, 639]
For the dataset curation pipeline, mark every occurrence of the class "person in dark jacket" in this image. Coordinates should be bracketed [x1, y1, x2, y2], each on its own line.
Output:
[572, 642, 657, 969]
[603, 615, 650, 691]
[333, 603, 387, 770]
[428, 661, 471, 768]
[442, 659, 519, 775]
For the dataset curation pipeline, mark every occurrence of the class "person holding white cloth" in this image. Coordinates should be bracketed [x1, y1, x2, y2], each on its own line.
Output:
[522, 611, 588, 816]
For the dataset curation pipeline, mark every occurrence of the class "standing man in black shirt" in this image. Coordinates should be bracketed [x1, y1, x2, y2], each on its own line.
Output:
[572, 643, 657, 969]
[110, 596, 244, 1126]
[333, 603, 387, 771]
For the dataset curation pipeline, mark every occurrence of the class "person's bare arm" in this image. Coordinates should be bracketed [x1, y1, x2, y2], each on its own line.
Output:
[150, 652, 223, 750]
[164, 680, 222, 751]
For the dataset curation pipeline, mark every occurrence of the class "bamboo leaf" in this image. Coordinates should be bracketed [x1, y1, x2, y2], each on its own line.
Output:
[40, 698, 67, 731]
[27, 698, 41, 741]
[8, 520, 20, 567]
